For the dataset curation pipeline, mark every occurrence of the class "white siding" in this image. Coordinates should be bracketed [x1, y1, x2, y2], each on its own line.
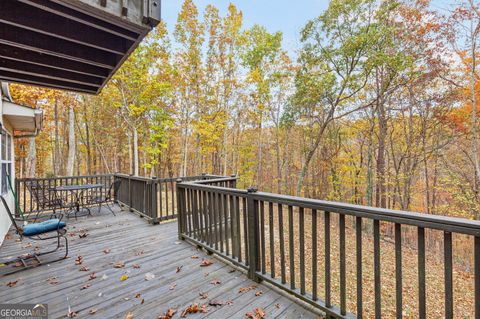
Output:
[0, 88, 14, 247]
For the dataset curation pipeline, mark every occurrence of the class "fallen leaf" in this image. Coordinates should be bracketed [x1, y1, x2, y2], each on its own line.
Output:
[145, 273, 155, 281]
[80, 284, 91, 290]
[125, 312, 134, 319]
[75, 256, 83, 265]
[140, 299, 145, 305]
[210, 279, 221, 285]
[208, 300, 223, 307]
[135, 293, 142, 299]
[103, 249, 111, 254]
[47, 276, 59, 285]
[274, 303, 280, 309]
[89, 308, 97, 315]
[225, 300, 234, 305]
[158, 308, 176, 319]
[228, 269, 235, 273]
[176, 266, 183, 273]
[6, 280, 18, 287]
[133, 264, 141, 269]
[191, 255, 199, 259]
[79, 266, 90, 272]
[79, 233, 88, 238]
[199, 292, 208, 299]
[255, 308, 265, 318]
[169, 283, 177, 290]
[180, 304, 208, 317]
[135, 251, 144, 256]
[114, 261, 125, 268]
[200, 259, 213, 267]
[120, 274, 129, 281]
[67, 310, 78, 318]
[255, 291, 263, 297]
[239, 285, 257, 293]
[89, 273, 97, 280]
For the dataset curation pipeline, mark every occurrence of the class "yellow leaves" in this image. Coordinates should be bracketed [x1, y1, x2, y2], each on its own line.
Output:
[120, 274, 129, 281]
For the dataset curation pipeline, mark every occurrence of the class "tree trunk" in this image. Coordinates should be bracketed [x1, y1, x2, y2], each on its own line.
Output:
[66, 105, 76, 176]
[471, 29, 480, 204]
[376, 98, 387, 208]
[133, 127, 139, 176]
[54, 98, 60, 176]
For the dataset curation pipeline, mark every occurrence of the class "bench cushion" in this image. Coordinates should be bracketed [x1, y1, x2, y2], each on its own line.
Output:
[22, 219, 66, 236]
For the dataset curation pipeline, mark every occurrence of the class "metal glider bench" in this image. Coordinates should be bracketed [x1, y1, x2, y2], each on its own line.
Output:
[0, 195, 68, 276]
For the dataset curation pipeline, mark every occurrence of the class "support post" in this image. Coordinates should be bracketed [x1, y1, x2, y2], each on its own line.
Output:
[176, 179, 184, 240]
[230, 174, 237, 188]
[151, 177, 158, 224]
[247, 186, 261, 282]
[128, 174, 133, 212]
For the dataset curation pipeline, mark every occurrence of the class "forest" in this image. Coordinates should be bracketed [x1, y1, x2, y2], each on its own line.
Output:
[10, 0, 480, 222]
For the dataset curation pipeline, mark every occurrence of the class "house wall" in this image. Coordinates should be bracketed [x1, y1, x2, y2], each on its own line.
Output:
[0, 88, 15, 247]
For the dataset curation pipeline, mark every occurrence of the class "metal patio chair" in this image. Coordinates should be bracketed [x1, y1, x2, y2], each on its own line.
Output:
[25, 180, 66, 219]
[0, 195, 68, 276]
[86, 179, 122, 216]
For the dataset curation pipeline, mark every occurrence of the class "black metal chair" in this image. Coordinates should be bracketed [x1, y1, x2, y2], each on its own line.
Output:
[0, 195, 68, 275]
[87, 179, 122, 216]
[25, 180, 66, 219]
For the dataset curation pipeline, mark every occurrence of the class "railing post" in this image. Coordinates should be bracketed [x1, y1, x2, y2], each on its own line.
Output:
[230, 174, 237, 188]
[128, 174, 133, 212]
[176, 179, 184, 240]
[201, 173, 207, 180]
[14, 178, 20, 217]
[150, 177, 158, 224]
[247, 186, 261, 282]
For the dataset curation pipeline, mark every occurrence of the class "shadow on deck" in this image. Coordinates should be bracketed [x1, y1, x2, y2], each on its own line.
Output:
[0, 206, 319, 319]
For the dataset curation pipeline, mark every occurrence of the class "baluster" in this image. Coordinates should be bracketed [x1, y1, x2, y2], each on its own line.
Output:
[299, 207, 305, 295]
[374, 219, 381, 319]
[418, 227, 426, 319]
[279, 204, 286, 284]
[395, 223, 402, 319]
[260, 201, 266, 274]
[339, 213, 346, 315]
[325, 211, 331, 309]
[312, 209, 318, 301]
[269, 202, 275, 278]
[444, 231, 453, 319]
[288, 205, 295, 290]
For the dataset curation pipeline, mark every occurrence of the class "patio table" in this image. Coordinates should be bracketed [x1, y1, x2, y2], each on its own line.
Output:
[50, 184, 104, 219]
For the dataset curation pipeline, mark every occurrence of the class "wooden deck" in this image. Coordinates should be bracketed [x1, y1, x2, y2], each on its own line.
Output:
[0, 206, 319, 319]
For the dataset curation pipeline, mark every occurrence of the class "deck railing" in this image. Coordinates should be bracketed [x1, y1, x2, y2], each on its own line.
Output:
[176, 180, 480, 319]
[15, 173, 231, 223]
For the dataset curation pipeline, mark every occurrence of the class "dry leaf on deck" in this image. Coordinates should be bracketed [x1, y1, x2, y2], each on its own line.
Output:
[114, 261, 125, 268]
[120, 274, 129, 281]
[208, 300, 223, 307]
[125, 312, 134, 319]
[103, 249, 111, 254]
[255, 291, 263, 296]
[89, 273, 97, 280]
[210, 279, 221, 285]
[75, 256, 83, 265]
[89, 308, 97, 315]
[133, 264, 141, 269]
[238, 285, 257, 293]
[200, 259, 213, 267]
[6, 280, 18, 287]
[176, 266, 183, 273]
[158, 308, 176, 319]
[79, 233, 88, 238]
[80, 284, 91, 290]
[169, 283, 177, 290]
[79, 266, 90, 272]
[199, 292, 208, 299]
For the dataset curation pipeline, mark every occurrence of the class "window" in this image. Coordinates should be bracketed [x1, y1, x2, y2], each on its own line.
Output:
[1, 130, 12, 195]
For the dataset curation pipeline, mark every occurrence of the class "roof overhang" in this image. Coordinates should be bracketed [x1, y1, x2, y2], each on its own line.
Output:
[0, 0, 161, 94]
[3, 100, 43, 136]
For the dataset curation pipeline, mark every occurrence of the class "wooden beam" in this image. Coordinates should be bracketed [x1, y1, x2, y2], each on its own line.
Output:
[0, 2, 132, 55]
[19, 0, 140, 41]
[0, 70, 99, 94]
[0, 43, 109, 78]
[0, 58, 104, 87]
[0, 22, 118, 68]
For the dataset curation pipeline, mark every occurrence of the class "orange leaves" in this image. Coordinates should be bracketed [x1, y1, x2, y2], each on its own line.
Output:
[74, 256, 83, 265]
[158, 308, 176, 319]
[200, 259, 213, 267]
[114, 261, 125, 268]
[6, 280, 18, 287]
[180, 304, 208, 317]
[245, 308, 265, 319]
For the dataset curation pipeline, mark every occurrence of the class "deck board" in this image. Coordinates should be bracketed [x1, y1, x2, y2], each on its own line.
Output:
[0, 206, 319, 318]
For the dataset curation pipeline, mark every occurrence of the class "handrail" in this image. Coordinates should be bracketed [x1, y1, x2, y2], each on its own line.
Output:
[176, 180, 480, 319]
